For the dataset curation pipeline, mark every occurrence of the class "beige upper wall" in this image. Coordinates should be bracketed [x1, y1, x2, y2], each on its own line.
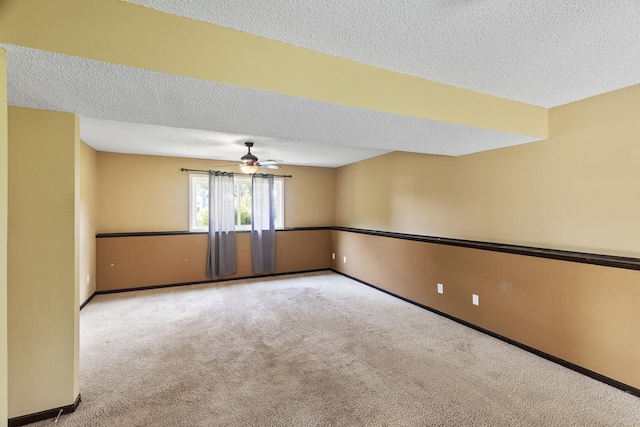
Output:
[97, 152, 336, 233]
[7, 106, 79, 417]
[336, 84, 640, 258]
[79, 141, 97, 304]
[0, 47, 9, 424]
[550, 84, 640, 137]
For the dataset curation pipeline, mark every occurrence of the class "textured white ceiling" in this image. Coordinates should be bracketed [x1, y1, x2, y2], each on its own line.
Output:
[131, 0, 640, 108]
[5, 45, 539, 166]
[79, 118, 386, 168]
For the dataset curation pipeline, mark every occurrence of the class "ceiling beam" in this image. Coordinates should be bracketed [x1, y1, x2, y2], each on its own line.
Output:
[0, 0, 547, 138]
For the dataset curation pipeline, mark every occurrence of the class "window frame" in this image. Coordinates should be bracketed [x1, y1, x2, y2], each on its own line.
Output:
[189, 174, 284, 232]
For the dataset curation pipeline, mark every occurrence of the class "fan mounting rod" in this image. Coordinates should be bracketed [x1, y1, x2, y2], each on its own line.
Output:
[241, 141, 258, 164]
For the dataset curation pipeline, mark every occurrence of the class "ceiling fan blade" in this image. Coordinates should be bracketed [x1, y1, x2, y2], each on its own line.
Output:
[260, 164, 281, 169]
[258, 160, 279, 165]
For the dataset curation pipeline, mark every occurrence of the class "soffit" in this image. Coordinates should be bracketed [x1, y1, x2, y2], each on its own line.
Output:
[6, 46, 540, 166]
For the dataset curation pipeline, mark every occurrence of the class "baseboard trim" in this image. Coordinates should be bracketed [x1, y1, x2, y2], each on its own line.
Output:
[331, 269, 640, 398]
[95, 269, 331, 295]
[8, 394, 81, 427]
[80, 292, 96, 310]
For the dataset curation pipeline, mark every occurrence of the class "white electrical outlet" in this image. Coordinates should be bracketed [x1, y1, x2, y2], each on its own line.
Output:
[472, 294, 479, 306]
[343, 256, 347, 263]
[437, 283, 444, 294]
[86, 274, 90, 284]
[332, 253, 336, 260]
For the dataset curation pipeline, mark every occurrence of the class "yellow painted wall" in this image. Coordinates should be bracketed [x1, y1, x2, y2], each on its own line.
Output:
[0, 47, 9, 424]
[7, 107, 79, 417]
[80, 142, 97, 305]
[96, 152, 336, 233]
[336, 84, 640, 258]
[0, 0, 546, 138]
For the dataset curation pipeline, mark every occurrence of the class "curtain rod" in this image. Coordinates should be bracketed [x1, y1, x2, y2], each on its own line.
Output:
[180, 168, 292, 178]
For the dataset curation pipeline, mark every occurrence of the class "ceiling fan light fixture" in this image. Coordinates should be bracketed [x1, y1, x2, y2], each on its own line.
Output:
[240, 164, 258, 174]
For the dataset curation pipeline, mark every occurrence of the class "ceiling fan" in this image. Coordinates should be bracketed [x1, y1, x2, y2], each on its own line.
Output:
[221, 142, 281, 174]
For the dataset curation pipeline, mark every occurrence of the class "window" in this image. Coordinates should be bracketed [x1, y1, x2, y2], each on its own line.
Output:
[189, 174, 284, 232]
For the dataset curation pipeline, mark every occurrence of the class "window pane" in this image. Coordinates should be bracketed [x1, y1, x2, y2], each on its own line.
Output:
[192, 175, 283, 231]
[189, 174, 209, 231]
[273, 182, 280, 227]
[233, 183, 239, 226]
[195, 177, 209, 228]
[239, 182, 252, 226]
[274, 178, 284, 228]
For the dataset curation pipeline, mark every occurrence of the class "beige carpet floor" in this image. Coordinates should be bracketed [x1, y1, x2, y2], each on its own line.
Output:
[32, 271, 640, 426]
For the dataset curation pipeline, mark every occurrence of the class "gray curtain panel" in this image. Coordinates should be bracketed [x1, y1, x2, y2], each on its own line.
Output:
[206, 171, 237, 277]
[251, 174, 276, 274]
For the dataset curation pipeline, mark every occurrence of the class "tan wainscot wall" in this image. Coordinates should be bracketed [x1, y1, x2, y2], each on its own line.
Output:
[97, 230, 331, 291]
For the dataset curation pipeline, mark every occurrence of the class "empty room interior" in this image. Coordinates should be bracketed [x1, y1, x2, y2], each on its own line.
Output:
[1, 1, 640, 425]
